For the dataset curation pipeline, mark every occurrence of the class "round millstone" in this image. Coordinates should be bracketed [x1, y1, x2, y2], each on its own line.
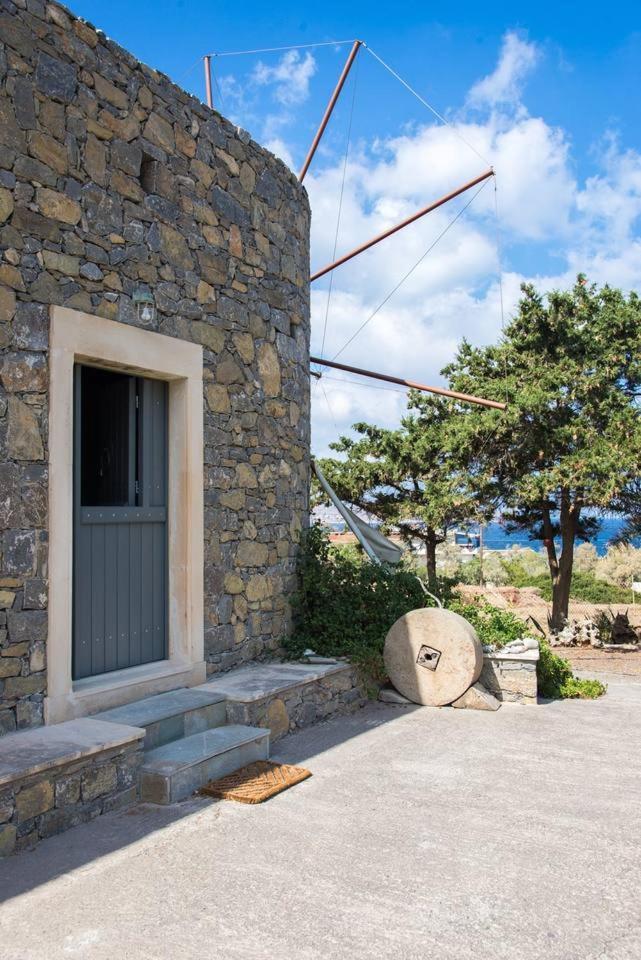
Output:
[383, 608, 483, 706]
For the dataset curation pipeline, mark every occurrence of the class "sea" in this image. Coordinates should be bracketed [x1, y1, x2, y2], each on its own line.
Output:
[480, 517, 640, 556]
[312, 505, 640, 556]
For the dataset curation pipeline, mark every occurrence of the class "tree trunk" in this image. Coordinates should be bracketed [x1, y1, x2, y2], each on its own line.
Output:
[424, 532, 438, 587]
[547, 492, 580, 632]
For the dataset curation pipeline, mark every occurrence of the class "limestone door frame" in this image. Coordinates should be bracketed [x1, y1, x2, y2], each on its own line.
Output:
[45, 307, 205, 723]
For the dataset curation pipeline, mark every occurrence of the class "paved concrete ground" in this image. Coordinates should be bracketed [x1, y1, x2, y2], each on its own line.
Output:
[1, 675, 640, 960]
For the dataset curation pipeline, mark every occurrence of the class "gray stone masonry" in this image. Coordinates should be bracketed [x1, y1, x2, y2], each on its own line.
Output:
[0, 0, 311, 733]
[203, 662, 368, 740]
[0, 717, 144, 857]
[480, 649, 538, 704]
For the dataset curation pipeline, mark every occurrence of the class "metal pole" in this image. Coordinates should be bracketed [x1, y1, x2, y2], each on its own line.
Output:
[298, 39, 362, 183]
[204, 55, 213, 109]
[311, 168, 494, 282]
[310, 355, 507, 410]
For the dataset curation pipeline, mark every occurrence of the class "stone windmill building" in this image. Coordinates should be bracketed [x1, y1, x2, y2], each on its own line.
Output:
[0, 0, 312, 736]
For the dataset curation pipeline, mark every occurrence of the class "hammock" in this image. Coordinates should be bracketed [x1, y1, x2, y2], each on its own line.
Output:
[312, 460, 403, 565]
[312, 461, 442, 608]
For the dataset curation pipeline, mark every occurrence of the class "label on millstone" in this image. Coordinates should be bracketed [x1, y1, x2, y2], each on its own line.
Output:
[416, 644, 441, 671]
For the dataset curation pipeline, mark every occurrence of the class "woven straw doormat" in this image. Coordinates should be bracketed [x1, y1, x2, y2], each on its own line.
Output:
[200, 760, 312, 804]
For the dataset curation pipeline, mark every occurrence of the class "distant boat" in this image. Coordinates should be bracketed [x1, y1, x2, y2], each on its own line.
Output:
[454, 528, 481, 549]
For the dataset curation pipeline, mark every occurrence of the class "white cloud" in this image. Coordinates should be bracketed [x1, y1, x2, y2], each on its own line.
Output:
[468, 31, 540, 108]
[213, 30, 641, 455]
[252, 50, 317, 106]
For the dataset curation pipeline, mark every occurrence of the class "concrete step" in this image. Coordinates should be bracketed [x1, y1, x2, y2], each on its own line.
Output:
[140, 725, 269, 804]
[94, 688, 227, 752]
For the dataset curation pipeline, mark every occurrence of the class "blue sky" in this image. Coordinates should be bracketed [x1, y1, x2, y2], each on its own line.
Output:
[71, 1, 641, 452]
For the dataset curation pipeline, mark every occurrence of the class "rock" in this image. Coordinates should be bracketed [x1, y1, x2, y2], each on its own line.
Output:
[35, 52, 77, 103]
[236, 541, 269, 567]
[79, 262, 103, 281]
[0, 187, 13, 223]
[384, 608, 483, 707]
[0, 824, 17, 858]
[1, 530, 36, 576]
[143, 112, 175, 153]
[93, 74, 128, 110]
[7, 397, 44, 460]
[0, 285, 16, 322]
[265, 698, 289, 738]
[81, 763, 117, 801]
[0, 352, 47, 392]
[157, 223, 193, 270]
[452, 682, 501, 711]
[205, 383, 230, 413]
[12, 302, 48, 349]
[37, 187, 81, 224]
[378, 687, 414, 705]
[256, 342, 280, 397]
[16, 780, 54, 820]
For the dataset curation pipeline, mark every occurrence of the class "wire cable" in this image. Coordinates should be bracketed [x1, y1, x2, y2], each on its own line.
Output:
[317, 54, 360, 368]
[331, 176, 493, 362]
[364, 45, 492, 168]
[206, 40, 356, 58]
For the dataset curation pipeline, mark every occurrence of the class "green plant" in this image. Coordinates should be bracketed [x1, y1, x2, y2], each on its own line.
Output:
[285, 525, 442, 682]
[446, 600, 526, 648]
[502, 561, 631, 604]
[536, 640, 606, 699]
[450, 599, 606, 700]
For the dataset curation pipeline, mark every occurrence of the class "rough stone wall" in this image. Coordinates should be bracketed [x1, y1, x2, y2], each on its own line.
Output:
[0, 737, 142, 857]
[0, 0, 311, 734]
[225, 665, 367, 741]
[480, 653, 538, 704]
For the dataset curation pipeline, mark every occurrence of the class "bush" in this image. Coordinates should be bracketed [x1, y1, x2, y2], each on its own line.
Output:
[537, 640, 606, 700]
[285, 525, 437, 683]
[287, 529, 606, 699]
[502, 562, 631, 603]
[446, 600, 526, 648]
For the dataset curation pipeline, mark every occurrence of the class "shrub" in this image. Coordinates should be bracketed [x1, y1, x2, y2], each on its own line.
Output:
[285, 525, 437, 682]
[446, 600, 526, 648]
[502, 563, 631, 604]
[287, 529, 606, 699]
[537, 640, 606, 699]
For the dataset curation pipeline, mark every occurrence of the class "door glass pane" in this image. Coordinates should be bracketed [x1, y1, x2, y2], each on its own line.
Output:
[80, 366, 133, 506]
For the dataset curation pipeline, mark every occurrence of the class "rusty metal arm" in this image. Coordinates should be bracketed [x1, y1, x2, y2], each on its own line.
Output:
[298, 40, 362, 183]
[310, 168, 494, 282]
[310, 355, 506, 410]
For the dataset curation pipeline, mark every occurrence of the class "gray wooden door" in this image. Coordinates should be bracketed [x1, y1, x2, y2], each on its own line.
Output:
[73, 365, 168, 680]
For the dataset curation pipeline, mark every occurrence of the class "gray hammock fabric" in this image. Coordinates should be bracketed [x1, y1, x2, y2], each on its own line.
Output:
[312, 461, 404, 566]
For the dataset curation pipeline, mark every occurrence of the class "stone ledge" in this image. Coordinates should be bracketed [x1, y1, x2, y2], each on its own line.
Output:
[198, 662, 366, 740]
[0, 718, 145, 788]
[0, 719, 144, 858]
[199, 662, 352, 703]
[481, 650, 538, 704]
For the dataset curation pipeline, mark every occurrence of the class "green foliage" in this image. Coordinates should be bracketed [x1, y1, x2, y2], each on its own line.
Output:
[285, 525, 433, 682]
[316, 396, 491, 583]
[413, 277, 641, 626]
[536, 640, 606, 699]
[449, 600, 607, 700]
[288, 528, 606, 699]
[501, 560, 631, 603]
[446, 600, 527, 648]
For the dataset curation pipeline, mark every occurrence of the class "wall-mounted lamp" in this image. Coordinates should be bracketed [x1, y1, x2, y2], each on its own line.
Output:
[133, 289, 156, 325]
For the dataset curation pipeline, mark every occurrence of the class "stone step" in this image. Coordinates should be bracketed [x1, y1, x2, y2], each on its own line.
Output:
[93, 688, 227, 752]
[140, 725, 269, 804]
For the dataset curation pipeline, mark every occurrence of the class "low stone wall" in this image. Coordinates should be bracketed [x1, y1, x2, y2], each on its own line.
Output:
[480, 649, 538, 704]
[223, 664, 367, 740]
[0, 725, 143, 858]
